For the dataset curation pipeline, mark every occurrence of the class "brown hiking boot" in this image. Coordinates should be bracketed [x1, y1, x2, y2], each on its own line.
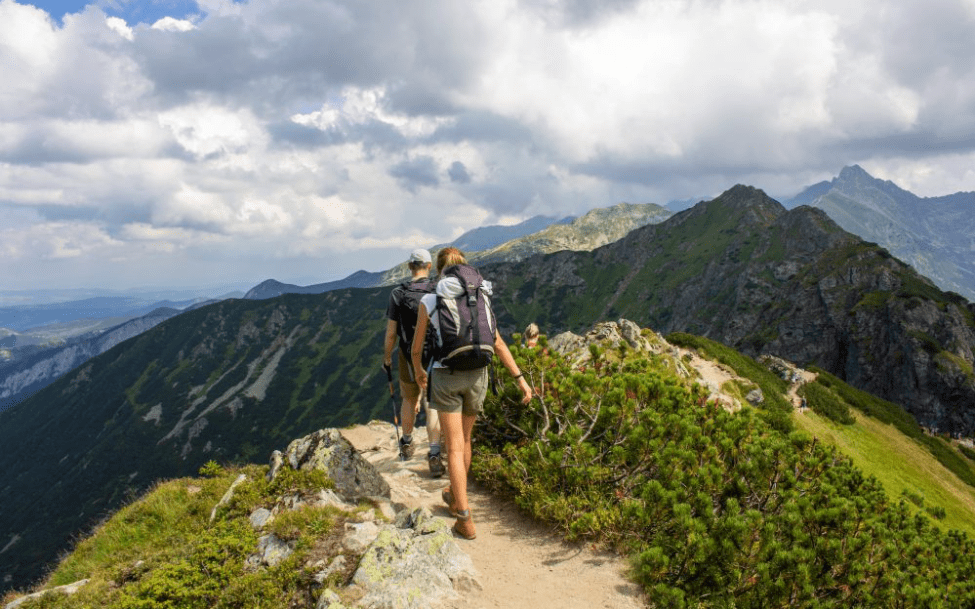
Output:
[398, 436, 415, 459]
[428, 452, 446, 478]
[453, 509, 476, 540]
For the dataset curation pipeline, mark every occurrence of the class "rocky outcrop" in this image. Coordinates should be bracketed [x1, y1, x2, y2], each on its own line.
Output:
[547, 319, 748, 410]
[351, 507, 480, 609]
[275, 428, 390, 501]
[548, 318, 667, 365]
[258, 429, 478, 609]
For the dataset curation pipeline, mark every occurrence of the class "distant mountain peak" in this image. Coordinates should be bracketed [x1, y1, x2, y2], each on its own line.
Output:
[834, 165, 912, 200]
[838, 164, 869, 179]
[685, 184, 785, 229]
[785, 166, 975, 301]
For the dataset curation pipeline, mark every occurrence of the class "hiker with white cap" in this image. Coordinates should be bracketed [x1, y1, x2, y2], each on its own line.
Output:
[382, 248, 446, 477]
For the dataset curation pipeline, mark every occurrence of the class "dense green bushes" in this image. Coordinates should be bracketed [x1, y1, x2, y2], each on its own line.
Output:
[797, 379, 855, 424]
[476, 342, 975, 608]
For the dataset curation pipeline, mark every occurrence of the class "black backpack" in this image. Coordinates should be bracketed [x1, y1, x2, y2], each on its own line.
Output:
[395, 279, 437, 368]
[434, 264, 497, 370]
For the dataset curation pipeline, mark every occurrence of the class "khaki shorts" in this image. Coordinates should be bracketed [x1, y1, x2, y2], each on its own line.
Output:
[398, 351, 426, 408]
[398, 350, 418, 386]
[429, 367, 488, 416]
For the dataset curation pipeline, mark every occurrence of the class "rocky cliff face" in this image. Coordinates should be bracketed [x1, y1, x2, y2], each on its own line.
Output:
[487, 185, 975, 434]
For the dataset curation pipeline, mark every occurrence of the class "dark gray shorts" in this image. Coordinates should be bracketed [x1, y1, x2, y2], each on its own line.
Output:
[429, 367, 488, 416]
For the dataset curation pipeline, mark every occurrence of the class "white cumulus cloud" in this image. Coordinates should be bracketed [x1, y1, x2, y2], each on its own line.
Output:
[2, 0, 975, 290]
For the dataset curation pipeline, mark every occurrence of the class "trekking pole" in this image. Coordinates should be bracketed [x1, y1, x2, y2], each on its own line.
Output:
[383, 364, 405, 460]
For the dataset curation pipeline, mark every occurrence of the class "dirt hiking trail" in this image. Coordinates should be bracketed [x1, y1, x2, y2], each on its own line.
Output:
[341, 422, 647, 609]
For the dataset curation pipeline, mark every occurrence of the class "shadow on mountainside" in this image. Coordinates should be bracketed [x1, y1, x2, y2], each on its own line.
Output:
[341, 422, 647, 609]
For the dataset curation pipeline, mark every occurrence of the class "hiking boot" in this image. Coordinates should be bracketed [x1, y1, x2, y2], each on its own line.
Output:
[442, 486, 462, 517]
[399, 436, 415, 459]
[453, 509, 476, 540]
[428, 452, 446, 478]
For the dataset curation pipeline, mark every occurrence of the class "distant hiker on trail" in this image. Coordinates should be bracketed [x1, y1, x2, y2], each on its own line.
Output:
[524, 323, 540, 348]
[412, 247, 532, 540]
[383, 248, 446, 477]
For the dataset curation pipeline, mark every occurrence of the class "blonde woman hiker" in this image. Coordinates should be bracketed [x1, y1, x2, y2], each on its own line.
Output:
[412, 247, 532, 539]
[382, 248, 446, 477]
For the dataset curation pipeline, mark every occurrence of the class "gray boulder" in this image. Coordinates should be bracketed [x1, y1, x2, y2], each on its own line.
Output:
[276, 429, 390, 501]
[256, 533, 292, 567]
[351, 507, 480, 609]
[549, 319, 663, 364]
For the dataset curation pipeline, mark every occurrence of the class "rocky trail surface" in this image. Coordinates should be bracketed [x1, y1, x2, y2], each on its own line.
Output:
[341, 422, 647, 609]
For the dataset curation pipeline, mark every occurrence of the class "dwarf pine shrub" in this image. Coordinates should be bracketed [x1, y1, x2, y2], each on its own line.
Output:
[476, 339, 975, 608]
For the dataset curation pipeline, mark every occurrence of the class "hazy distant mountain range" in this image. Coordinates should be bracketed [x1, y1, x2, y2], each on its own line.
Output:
[786, 165, 975, 301]
[0, 297, 199, 333]
[1, 183, 972, 591]
[240, 214, 571, 299]
[245, 202, 670, 299]
[0, 297, 233, 412]
[0, 203, 663, 413]
[443, 213, 573, 251]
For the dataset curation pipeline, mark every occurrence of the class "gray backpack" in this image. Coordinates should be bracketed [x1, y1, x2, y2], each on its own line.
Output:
[434, 264, 496, 370]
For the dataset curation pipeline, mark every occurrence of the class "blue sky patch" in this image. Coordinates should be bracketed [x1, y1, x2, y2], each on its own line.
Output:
[28, 0, 206, 26]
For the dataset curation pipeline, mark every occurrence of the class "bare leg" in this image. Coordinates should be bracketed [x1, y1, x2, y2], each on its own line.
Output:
[400, 379, 420, 435]
[426, 402, 442, 448]
[439, 410, 476, 511]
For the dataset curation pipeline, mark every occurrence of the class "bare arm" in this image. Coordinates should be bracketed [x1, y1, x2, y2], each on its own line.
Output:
[383, 319, 398, 368]
[412, 303, 429, 392]
[495, 330, 533, 404]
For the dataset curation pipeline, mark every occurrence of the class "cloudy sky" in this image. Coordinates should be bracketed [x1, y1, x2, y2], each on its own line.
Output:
[3, 0, 975, 292]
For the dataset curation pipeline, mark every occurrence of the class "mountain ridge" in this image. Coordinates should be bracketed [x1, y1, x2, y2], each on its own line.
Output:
[486, 185, 975, 434]
[786, 165, 975, 301]
[246, 202, 671, 299]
